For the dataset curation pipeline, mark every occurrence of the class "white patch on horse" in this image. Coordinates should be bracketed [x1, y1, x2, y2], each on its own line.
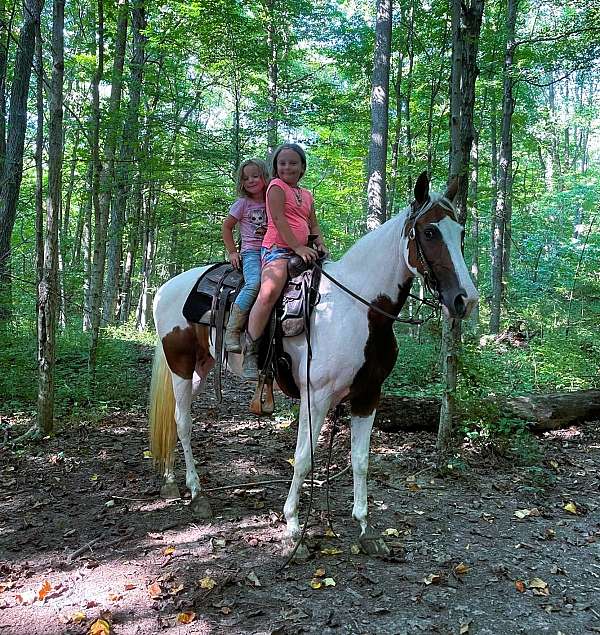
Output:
[437, 216, 479, 317]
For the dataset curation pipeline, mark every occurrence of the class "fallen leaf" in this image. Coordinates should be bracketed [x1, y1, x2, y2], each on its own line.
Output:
[407, 483, 421, 492]
[163, 546, 175, 556]
[90, 474, 99, 482]
[124, 583, 136, 591]
[71, 611, 86, 624]
[147, 582, 162, 599]
[529, 577, 549, 595]
[314, 568, 326, 578]
[350, 544, 361, 555]
[454, 562, 470, 575]
[104, 500, 115, 508]
[324, 527, 336, 538]
[213, 538, 226, 548]
[423, 574, 441, 585]
[286, 458, 295, 466]
[107, 592, 122, 602]
[176, 611, 196, 624]
[323, 577, 336, 587]
[563, 502, 577, 514]
[38, 580, 52, 601]
[143, 450, 153, 459]
[199, 577, 216, 590]
[515, 580, 526, 593]
[320, 547, 343, 556]
[460, 622, 471, 634]
[89, 618, 111, 634]
[220, 606, 231, 615]
[0, 581, 15, 593]
[514, 509, 531, 519]
[15, 590, 36, 605]
[169, 584, 184, 595]
[246, 571, 261, 587]
[310, 578, 322, 589]
[383, 528, 400, 537]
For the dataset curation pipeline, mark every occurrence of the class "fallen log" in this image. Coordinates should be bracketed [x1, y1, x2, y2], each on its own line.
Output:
[374, 390, 600, 433]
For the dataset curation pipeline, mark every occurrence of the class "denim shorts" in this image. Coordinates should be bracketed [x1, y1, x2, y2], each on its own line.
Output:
[261, 245, 294, 265]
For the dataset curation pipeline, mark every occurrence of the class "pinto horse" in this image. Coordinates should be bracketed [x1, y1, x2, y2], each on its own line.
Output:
[149, 172, 478, 555]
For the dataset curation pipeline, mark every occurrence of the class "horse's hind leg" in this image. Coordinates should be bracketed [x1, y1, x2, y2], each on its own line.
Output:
[351, 413, 389, 556]
[172, 374, 212, 519]
[283, 390, 331, 556]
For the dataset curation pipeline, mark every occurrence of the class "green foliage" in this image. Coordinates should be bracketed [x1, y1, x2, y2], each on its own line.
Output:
[0, 326, 152, 423]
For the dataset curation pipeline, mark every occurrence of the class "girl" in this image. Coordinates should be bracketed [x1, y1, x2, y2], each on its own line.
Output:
[242, 143, 327, 380]
[222, 158, 270, 353]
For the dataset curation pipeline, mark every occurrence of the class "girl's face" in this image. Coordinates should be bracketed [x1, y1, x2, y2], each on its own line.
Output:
[276, 149, 304, 186]
[242, 164, 266, 198]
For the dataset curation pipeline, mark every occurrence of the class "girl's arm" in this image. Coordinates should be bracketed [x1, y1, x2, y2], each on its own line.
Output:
[309, 202, 328, 256]
[222, 215, 241, 269]
[268, 186, 317, 262]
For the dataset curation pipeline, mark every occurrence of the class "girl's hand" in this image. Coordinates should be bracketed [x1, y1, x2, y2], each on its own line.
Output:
[293, 244, 318, 263]
[228, 251, 241, 269]
[314, 238, 329, 259]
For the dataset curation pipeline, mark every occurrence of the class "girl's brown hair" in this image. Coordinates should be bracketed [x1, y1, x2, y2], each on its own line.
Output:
[236, 158, 270, 198]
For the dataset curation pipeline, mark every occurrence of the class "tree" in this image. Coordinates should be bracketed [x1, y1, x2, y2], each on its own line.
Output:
[37, 0, 64, 434]
[366, 0, 392, 229]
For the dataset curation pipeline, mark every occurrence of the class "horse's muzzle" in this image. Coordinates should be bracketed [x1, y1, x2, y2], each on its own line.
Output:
[444, 288, 478, 319]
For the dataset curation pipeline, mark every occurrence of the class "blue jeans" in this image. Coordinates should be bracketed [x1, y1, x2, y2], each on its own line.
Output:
[235, 249, 261, 312]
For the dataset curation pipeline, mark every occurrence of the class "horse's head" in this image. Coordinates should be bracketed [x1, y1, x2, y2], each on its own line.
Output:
[403, 171, 479, 319]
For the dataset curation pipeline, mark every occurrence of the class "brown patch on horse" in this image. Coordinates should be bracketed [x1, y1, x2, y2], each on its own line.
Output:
[162, 323, 213, 379]
[348, 280, 413, 417]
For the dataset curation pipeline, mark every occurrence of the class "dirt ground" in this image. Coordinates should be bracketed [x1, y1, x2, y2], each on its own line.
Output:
[1, 372, 599, 635]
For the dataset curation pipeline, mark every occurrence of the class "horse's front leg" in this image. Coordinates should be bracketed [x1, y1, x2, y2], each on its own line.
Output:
[351, 412, 390, 556]
[283, 391, 331, 556]
[172, 375, 212, 519]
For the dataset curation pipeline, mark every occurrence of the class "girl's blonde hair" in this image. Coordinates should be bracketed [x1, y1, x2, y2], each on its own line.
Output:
[236, 158, 270, 198]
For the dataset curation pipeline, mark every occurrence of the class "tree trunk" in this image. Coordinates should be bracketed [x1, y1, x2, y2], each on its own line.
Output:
[490, 0, 517, 334]
[387, 47, 404, 218]
[119, 172, 142, 323]
[404, 1, 414, 194]
[437, 0, 484, 466]
[265, 0, 278, 154]
[0, 0, 9, 174]
[366, 0, 392, 229]
[35, 19, 43, 324]
[0, 0, 45, 321]
[38, 0, 64, 435]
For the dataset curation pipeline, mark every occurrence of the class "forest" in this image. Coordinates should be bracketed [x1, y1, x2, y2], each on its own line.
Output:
[0, 0, 599, 632]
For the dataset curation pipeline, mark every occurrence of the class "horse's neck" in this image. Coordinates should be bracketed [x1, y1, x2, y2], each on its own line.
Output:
[330, 210, 412, 300]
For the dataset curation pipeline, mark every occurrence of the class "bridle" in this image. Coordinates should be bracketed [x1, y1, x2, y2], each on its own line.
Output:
[406, 195, 459, 301]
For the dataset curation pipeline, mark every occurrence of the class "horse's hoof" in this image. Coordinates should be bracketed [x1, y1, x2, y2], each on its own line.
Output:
[283, 538, 310, 561]
[160, 482, 180, 499]
[359, 528, 391, 557]
[190, 495, 213, 519]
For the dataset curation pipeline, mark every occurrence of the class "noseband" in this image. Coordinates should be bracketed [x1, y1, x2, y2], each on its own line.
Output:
[405, 195, 458, 299]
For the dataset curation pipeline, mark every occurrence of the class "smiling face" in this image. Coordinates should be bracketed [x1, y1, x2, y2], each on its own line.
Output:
[241, 164, 266, 200]
[275, 148, 305, 187]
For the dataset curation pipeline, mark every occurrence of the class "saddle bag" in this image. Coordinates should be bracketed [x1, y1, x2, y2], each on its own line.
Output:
[278, 267, 321, 338]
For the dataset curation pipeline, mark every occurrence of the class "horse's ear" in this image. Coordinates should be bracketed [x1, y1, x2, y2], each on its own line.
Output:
[444, 176, 460, 202]
[414, 171, 429, 204]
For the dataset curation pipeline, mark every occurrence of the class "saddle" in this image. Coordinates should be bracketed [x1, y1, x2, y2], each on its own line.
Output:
[182, 256, 322, 405]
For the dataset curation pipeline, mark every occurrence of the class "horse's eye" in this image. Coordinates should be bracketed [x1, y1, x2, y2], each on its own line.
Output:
[424, 228, 435, 240]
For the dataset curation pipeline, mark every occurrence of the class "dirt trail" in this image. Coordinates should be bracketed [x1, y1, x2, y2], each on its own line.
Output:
[1, 374, 599, 634]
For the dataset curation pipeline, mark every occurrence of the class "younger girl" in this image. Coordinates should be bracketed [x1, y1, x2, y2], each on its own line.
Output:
[242, 143, 327, 380]
[222, 158, 270, 353]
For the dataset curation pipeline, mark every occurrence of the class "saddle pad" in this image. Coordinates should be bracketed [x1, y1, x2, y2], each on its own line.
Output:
[182, 262, 243, 323]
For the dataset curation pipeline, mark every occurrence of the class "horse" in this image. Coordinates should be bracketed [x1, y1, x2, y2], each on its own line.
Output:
[148, 172, 478, 556]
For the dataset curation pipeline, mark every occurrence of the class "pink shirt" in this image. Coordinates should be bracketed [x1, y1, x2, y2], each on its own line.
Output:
[262, 178, 313, 249]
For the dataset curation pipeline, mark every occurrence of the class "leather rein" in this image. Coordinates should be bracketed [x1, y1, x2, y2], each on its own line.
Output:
[313, 195, 458, 325]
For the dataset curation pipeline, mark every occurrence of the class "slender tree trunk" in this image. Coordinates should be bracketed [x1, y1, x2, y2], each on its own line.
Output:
[38, 0, 64, 435]
[387, 47, 404, 218]
[405, 1, 414, 194]
[0, 0, 9, 175]
[35, 19, 43, 324]
[437, 0, 484, 465]
[119, 171, 142, 323]
[82, 164, 93, 327]
[490, 0, 517, 334]
[366, 0, 392, 229]
[469, 128, 480, 330]
[265, 0, 278, 153]
[0, 0, 45, 321]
